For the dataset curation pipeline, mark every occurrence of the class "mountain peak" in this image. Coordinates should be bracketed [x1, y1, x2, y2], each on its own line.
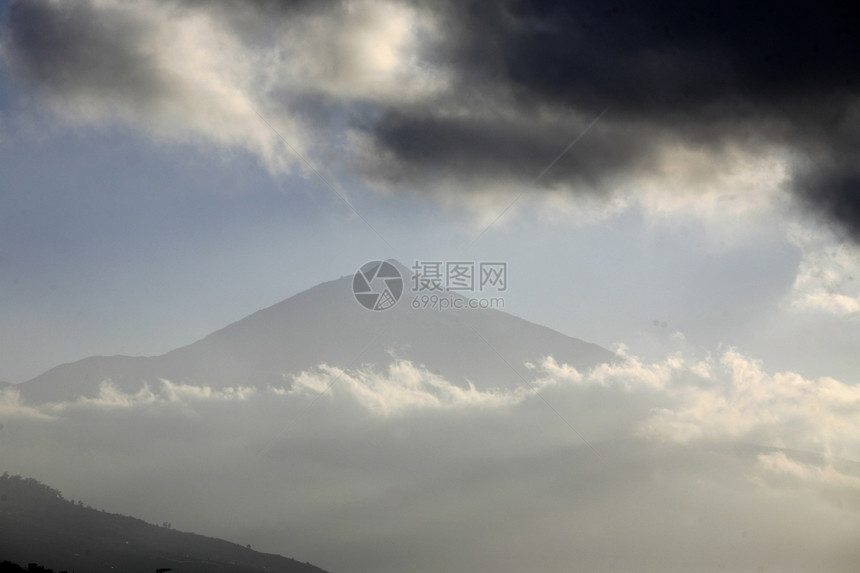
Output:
[17, 265, 614, 404]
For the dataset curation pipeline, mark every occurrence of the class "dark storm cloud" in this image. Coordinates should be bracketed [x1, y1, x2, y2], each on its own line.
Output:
[2, 0, 858, 236]
[795, 154, 860, 241]
[2, 0, 170, 109]
[422, 0, 858, 114]
[363, 0, 860, 235]
[359, 109, 652, 190]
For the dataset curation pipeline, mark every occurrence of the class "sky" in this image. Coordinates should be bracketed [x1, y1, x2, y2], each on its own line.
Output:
[1, 1, 860, 571]
[1, 0, 858, 384]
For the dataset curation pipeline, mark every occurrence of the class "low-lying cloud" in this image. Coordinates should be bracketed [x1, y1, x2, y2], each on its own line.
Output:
[3, 348, 860, 572]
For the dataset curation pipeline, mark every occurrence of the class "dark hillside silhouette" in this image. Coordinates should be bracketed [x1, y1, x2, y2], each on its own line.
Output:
[0, 474, 332, 573]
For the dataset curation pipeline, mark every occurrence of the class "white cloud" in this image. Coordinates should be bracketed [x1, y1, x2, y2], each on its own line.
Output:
[290, 360, 517, 415]
[530, 139, 794, 245]
[22, 0, 307, 172]
[37, 379, 259, 415]
[786, 223, 860, 317]
[755, 451, 860, 511]
[636, 349, 860, 459]
[0, 386, 55, 420]
[4, 0, 446, 177]
[12, 348, 860, 466]
[634, 141, 791, 221]
[272, 0, 447, 102]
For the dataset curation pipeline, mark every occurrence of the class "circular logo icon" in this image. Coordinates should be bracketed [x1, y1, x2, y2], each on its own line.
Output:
[353, 260, 403, 311]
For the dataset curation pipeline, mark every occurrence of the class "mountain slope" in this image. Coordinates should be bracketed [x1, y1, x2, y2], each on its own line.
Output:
[0, 474, 331, 573]
[16, 263, 615, 404]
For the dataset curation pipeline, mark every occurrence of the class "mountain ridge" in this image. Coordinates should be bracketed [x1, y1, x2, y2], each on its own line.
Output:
[16, 266, 615, 404]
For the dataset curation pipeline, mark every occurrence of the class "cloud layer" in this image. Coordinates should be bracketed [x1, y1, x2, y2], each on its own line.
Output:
[2, 0, 858, 237]
[3, 349, 860, 572]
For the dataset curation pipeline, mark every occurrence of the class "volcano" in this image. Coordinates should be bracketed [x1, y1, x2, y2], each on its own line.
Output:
[16, 261, 614, 404]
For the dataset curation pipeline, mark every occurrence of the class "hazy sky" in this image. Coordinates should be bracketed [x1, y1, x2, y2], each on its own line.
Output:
[1, 0, 858, 384]
[2, 2, 860, 572]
